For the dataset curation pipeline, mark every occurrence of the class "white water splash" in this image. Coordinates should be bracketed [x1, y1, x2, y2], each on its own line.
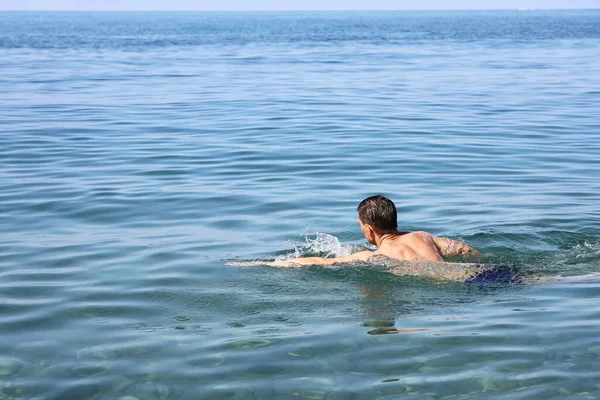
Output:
[543, 241, 600, 273]
[275, 232, 362, 261]
[567, 241, 600, 266]
[572, 241, 600, 257]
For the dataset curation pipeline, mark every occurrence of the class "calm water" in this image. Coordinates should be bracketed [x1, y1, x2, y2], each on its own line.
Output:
[2, 10, 600, 399]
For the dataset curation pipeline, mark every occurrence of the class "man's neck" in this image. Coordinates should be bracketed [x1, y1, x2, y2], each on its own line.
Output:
[375, 231, 403, 247]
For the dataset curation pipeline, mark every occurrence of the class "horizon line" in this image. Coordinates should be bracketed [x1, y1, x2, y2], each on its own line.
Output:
[1, 7, 599, 12]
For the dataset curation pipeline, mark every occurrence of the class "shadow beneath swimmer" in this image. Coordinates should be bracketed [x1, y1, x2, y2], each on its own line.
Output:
[367, 327, 429, 335]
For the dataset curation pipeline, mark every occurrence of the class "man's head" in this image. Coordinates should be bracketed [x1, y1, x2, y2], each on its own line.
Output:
[357, 195, 398, 244]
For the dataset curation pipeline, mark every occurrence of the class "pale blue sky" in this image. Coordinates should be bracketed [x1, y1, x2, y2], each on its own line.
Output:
[1, 0, 598, 11]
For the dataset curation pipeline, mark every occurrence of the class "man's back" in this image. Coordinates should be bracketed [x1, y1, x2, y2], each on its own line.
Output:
[376, 232, 445, 262]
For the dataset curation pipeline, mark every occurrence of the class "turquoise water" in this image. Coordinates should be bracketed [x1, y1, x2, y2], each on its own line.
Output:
[2, 10, 600, 399]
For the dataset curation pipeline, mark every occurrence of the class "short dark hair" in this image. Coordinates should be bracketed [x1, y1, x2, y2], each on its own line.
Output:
[357, 195, 398, 235]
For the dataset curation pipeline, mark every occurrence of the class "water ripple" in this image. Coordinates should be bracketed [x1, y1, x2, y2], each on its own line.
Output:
[1, 10, 600, 400]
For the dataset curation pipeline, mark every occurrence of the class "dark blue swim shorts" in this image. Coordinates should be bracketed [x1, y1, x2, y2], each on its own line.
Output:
[465, 264, 521, 284]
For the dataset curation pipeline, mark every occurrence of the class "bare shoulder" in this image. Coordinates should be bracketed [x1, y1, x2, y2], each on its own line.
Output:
[411, 231, 452, 248]
[428, 234, 479, 257]
[411, 231, 434, 237]
[406, 231, 436, 243]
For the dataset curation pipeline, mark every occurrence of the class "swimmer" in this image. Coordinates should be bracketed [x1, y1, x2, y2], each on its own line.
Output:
[231, 195, 478, 268]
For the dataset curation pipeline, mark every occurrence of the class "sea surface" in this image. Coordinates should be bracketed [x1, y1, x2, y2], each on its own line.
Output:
[1, 10, 600, 399]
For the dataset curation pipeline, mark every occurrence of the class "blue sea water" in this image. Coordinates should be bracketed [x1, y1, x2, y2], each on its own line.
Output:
[1, 9, 600, 399]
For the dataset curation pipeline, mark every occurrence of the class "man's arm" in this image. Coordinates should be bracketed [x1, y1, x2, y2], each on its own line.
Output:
[272, 251, 375, 267]
[431, 236, 479, 258]
[227, 251, 376, 268]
